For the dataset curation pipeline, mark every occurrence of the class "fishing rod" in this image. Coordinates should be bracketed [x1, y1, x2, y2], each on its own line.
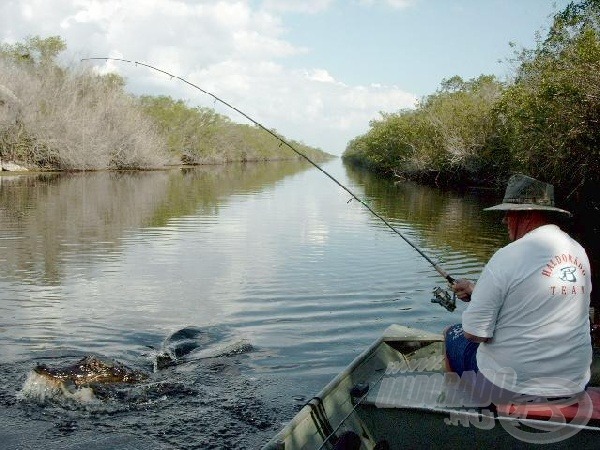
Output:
[81, 57, 457, 304]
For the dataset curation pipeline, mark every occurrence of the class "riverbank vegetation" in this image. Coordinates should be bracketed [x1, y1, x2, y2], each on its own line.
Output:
[0, 36, 330, 171]
[343, 0, 600, 200]
[138, 95, 323, 165]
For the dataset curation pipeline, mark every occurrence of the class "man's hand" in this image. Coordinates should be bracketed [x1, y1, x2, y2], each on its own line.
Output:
[451, 279, 475, 301]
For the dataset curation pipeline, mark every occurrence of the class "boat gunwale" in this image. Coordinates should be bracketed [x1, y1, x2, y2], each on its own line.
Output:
[263, 325, 444, 448]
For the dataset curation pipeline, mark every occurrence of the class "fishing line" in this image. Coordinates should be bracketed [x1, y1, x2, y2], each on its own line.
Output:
[81, 57, 455, 284]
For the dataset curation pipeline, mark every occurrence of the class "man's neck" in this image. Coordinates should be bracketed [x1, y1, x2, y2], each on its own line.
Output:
[515, 213, 550, 240]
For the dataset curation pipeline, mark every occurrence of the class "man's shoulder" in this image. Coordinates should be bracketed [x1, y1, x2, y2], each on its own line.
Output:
[490, 223, 586, 268]
[487, 226, 555, 264]
[506, 224, 569, 248]
[527, 224, 584, 249]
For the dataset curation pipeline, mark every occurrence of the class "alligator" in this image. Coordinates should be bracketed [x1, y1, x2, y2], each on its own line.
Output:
[29, 327, 253, 392]
[154, 326, 253, 369]
[33, 355, 148, 388]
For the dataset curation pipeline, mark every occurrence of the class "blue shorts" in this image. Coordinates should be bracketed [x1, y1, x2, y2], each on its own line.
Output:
[444, 324, 479, 376]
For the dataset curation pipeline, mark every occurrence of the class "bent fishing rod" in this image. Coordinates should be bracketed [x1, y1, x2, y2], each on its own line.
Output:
[81, 57, 457, 294]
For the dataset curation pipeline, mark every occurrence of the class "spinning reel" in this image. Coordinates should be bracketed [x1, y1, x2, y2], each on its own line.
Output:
[431, 286, 456, 312]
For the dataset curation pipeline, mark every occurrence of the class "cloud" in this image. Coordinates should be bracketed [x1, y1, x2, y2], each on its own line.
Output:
[260, 0, 334, 14]
[358, 0, 415, 9]
[305, 68, 338, 84]
[0, 0, 417, 154]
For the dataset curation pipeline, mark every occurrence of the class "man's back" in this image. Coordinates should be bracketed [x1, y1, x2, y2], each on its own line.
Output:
[463, 224, 592, 395]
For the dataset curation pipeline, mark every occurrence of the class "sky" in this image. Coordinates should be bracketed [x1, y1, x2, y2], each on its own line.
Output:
[0, 0, 571, 155]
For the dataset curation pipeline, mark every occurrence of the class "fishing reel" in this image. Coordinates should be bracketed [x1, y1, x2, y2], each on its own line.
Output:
[431, 286, 456, 312]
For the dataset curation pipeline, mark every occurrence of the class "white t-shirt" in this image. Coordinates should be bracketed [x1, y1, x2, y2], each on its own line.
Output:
[462, 224, 592, 396]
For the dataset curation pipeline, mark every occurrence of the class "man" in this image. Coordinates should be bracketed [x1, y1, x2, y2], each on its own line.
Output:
[445, 174, 592, 398]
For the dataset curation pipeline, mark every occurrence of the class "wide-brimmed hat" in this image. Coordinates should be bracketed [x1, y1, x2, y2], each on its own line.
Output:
[484, 174, 571, 216]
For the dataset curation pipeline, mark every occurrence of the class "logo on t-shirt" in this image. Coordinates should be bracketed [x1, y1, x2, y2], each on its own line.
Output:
[541, 254, 587, 296]
[541, 254, 587, 279]
[558, 266, 577, 282]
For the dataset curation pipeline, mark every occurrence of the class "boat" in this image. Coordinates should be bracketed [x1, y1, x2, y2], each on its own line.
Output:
[263, 324, 600, 449]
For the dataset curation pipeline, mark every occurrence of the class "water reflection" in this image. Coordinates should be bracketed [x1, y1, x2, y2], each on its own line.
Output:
[0, 160, 511, 361]
[343, 164, 508, 265]
[0, 161, 314, 286]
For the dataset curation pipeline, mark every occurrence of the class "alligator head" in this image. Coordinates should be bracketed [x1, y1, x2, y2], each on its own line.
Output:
[34, 355, 148, 387]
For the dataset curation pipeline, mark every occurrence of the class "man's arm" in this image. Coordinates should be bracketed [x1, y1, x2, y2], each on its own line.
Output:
[451, 280, 491, 341]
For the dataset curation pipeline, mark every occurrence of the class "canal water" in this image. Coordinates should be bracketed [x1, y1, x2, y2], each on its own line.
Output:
[0, 159, 507, 449]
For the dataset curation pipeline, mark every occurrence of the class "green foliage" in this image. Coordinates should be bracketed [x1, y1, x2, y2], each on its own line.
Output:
[0, 35, 66, 66]
[344, 113, 413, 172]
[496, 0, 600, 194]
[139, 95, 225, 162]
[139, 95, 331, 164]
[344, 0, 600, 193]
[100, 72, 127, 90]
[344, 75, 505, 183]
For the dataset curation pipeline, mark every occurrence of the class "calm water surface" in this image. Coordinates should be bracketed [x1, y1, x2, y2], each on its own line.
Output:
[0, 159, 507, 449]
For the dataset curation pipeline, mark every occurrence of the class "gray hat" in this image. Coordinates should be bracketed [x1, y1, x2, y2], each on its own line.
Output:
[484, 174, 571, 216]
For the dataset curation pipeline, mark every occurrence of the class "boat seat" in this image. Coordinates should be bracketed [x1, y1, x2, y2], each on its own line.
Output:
[495, 387, 600, 421]
[363, 371, 460, 409]
[364, 370, 600, 423]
